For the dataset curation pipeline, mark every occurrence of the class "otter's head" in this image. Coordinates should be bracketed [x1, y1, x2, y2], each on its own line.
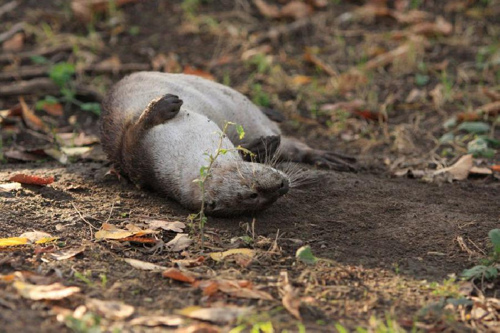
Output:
[203, 162, 289, 216]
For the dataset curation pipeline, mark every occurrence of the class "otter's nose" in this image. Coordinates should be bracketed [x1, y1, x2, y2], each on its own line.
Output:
[278, 179, 289, 195]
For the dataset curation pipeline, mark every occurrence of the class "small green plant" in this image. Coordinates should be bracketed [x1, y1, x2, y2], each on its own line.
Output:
[182, 0, 211, 18]
[246, 53, 272, 74]
[73, 270, 93, 286]
[188, 122, 251, 247]
[461, 229, 500, 282]
[250, 84, 271, 107]
[39, 62, 102, 116]
[64, 312, 101, 333]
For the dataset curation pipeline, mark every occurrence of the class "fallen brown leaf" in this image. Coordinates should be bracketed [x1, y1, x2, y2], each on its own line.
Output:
[177, 306, 250, 324]
[49, 246, 85, 261]
[304, 49, 338, 77]
[217, 279, 273, 300]
[280, 1, 314, 20]
[411, 16, 453, 36]
[129, 315, 184, 327]
[145, 219, 186, 233]
[183, 66, 214, 81]
[253, 0, 280, 18]
[165, 233, 192, 251]
[433, 154, 473, 180]
[14, 281, 80, 300]
[86, 298, 134, 320]
[278, 271, 301, 319]
[19, 97, 49, 133]
[41, 102, 63, 116]
[9, 174, 54, 186]
[3, 32, 24, 52]
[71, 0, 139, 22]
[124, 258, 167, 271]
[162, 268, 196, 284]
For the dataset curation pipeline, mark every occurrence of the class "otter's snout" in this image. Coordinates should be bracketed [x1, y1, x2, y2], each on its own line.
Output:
[278, 179, 289, 195]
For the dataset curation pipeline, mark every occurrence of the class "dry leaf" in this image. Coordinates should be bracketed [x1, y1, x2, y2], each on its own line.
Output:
[470, 167, 493, 175]
[95, 55, 121, 70]
[0, 182, 22, 192]
[145, 219, 186, 233]
[210, 248, 255, 262]
[72, 0, 139, 22]
[253, 0, 280, 18]
[178, 306, 250, 324]
[433, 154, 473, 180]
[304, 50, 338, 77]
[61, 146, 92, 157]
[278, 271, 301, 319]
[86, 298, 134, 320]
[411, 16, 453, 36]
[41, 102, 63, 116]
[14, 281, 80, 300]
[362, 43, 410, 71]
[183, 66, 214, 81]
[3, 32, 24, 52]
[491, 165, 500, 172]
[0, 237, 29, 247]
[19, 231, 55, 243]
[280, 1, 313, 20]
[95, 223, 157, 240]
[19, 97, 48, 133]
[165, 233, 192, 251]
[129, 315, 184, 327]
[176, 323, 221, 333]
[124, 258, 167, 271]
[217, 280, 273, 300]
[49, 246, 85, 261]
[173, 256, 206, 268]
[162, 268, 196, 283]
[9, 174, 54, 186]
[291, 75, 312, 85]
[57, 132, 99, 147]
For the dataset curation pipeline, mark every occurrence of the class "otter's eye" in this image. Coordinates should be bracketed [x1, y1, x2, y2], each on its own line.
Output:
[250, 193, 258, 199]
[208, 201, 217, 209]
[280, 181, 285, 188]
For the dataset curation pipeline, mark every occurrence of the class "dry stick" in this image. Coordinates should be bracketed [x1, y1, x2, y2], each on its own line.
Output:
[0, 63, 151, 81]
[251, 13, 327, 45]
[0, 77, 104, 100]
[0, 45, 72, 63]
[0, 1, 19, 19]
[0, 22, 24, 44]
[71, 202, 99, 239]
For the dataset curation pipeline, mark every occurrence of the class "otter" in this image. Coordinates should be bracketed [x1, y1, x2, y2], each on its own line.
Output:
[100, 72, 355, 215]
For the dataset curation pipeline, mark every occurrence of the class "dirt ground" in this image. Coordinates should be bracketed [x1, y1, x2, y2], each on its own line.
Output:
[1, 0, 500, 332]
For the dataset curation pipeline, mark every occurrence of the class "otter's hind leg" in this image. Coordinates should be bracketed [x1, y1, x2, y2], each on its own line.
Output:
[121, 94, 183, 183]
[279, 137, 357, 172]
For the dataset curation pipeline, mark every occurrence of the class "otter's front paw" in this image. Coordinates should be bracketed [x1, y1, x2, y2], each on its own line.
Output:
[142, 94, 183, 129]
[242, 135, 281, 163]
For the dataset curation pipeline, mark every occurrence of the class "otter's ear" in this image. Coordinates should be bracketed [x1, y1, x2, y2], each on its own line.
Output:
[140, 94, 183, 130]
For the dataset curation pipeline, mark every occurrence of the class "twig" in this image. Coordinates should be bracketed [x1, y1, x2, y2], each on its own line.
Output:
[71, 202, 99, 239]
[251, 14, 326, 45]
[0, 1, 19, 19]
[0, 45, 72, 64]
[0, 63, 151, 81]
[0, 22, 24, 44]
[0, 77, 103, 101]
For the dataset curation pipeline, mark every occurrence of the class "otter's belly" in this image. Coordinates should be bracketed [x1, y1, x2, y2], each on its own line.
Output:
[142, 110, 239, 204]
